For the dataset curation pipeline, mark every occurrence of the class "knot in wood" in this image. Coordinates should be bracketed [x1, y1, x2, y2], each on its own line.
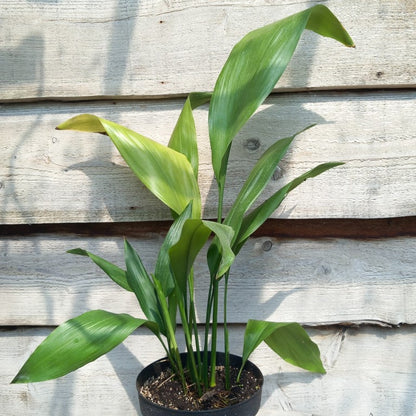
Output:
[262, 240, 273, 252]
[245, 138, 260, 151]
[272, 166, 283, 181]
[321, 264, 332, 275]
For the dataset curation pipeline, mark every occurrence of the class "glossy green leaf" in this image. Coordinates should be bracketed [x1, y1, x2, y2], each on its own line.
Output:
[124, 240, 165, 334]
[225, 126, 313, 238]
[68, 248, 132, 292]
[209, 5, 354, 189]
[242, 319, 325, 374]
[169, 220, 235, 291]
[57, 115, 201, 217]
[154, 203, 193, 296]
[235, 162, 344, 253]
[12, 310, 157, 383]
[169, 92, 211, 179]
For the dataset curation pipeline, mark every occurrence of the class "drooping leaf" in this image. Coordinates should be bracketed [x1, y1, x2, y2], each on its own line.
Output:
[169, 92, 211, 178]
[56, 113, 107, 133]
[154, 202, 194, 297]
[169, 220, 211, 294]
[124, 240, 165, 334]
[242, 319, 325, 374]
[169, 220, 235, 292]
[203, 221, 235, 279]
[12, 310, 157, 383]
[67, 248, 132, 292]
[225, 126, 314, 238]
[57, 115, 201, 217]
[209, 5, 354, 191]
[234, 162, 344, 253]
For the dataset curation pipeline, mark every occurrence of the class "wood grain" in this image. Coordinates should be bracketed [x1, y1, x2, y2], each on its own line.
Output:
[2, 1, 416, 415]
[1, 0, 415, 100]
[2, 325, 416, 415]
[1, 90, 415, 224]
[1, 234, 414, 326]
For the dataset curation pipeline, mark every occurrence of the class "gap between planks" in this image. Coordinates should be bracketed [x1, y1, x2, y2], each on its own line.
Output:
[1, 86, 415, 106]
[1, 217, 415, 239]
[1, 84, 416, 105]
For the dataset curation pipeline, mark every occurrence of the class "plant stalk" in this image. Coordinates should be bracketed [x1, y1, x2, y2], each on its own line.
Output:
[208, 175, 226, 387]
[209, 278, 219, 387]
[188, 270, 202, 377]
[175, 285, 202, 396]
[223, 272, 230, 390]
[202, 281, 214, 388]
[154, 280, 187, 392]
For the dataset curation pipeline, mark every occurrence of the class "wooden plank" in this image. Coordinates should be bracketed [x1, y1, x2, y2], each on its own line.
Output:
[2, 325, 416, 415]
[1, 90, 415, 224]
[1, 234, 415, 326]
[1, 0, 415, 100]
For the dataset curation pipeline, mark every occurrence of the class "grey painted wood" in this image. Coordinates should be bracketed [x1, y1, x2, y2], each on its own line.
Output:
[1, 235, 414, 326]
[1, 90, 415, 224]
[2, 1, 416, 414]
[1, 0, 415, 100]
[3, 325, 416, 415]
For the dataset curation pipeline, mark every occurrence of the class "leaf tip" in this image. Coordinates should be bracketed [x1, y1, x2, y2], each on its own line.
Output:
[67, 248, 86, 256]
[10, 372, 28, 384]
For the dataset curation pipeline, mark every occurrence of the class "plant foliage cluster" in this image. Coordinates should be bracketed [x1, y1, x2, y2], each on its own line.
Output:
[13, 5, 354, 399]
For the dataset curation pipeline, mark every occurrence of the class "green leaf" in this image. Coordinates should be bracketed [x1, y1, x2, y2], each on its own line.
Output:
[169, 220, 235, 291]
[203, 221, 235, 279]
[209, 5, 354, 189]
[169, 220, 211, 294]
[225, 126, 314, 238]
[67, 248, 132, 292]
[124, 240, 165, 334]
[154, 202, 194, 296]
[169, 92, 211, 179]
[56, 113, 107, 133]
[57, 114, 201, 217]
[235, 162, 344, 252]
[242, 319, 325, 374]
[12, 310, 157, 383]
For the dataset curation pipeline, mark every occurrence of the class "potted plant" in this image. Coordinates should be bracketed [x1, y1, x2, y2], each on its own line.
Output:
[12, 5, 354, 415]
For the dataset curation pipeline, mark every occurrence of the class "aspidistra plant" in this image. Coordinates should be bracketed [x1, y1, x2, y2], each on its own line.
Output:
[13, 5, 354, 396]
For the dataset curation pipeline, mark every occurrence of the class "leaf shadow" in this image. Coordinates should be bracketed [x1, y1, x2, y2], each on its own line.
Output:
[107, 343, 143, 414]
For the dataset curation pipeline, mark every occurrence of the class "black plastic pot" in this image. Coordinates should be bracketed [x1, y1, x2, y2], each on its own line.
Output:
[137, 352, 263, 416]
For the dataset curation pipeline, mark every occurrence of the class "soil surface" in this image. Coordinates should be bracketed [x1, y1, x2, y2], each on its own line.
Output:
[140, 365, 261, 411]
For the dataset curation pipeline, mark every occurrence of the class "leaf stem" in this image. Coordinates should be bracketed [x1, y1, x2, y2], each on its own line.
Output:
[209, 278, 219, 387]
[154, 280, 187, 391]
[202, 281, 214, 388]
[223, 272, 230, 390]
[175, 285, 202, 396]
[188, 270, 202, 377]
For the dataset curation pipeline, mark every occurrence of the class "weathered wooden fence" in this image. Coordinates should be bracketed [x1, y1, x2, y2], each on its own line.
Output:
[1, 1, 415, 414]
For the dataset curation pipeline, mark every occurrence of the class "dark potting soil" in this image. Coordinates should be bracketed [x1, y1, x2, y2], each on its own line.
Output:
[140, 365, 261, 411]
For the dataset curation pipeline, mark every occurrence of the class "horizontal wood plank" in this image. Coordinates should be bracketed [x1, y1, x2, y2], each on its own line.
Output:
[1, 0, 415, 100]
[1, 234, 414, 326]
[2, 325, 416, 415]
[1, 90, 415, 224]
